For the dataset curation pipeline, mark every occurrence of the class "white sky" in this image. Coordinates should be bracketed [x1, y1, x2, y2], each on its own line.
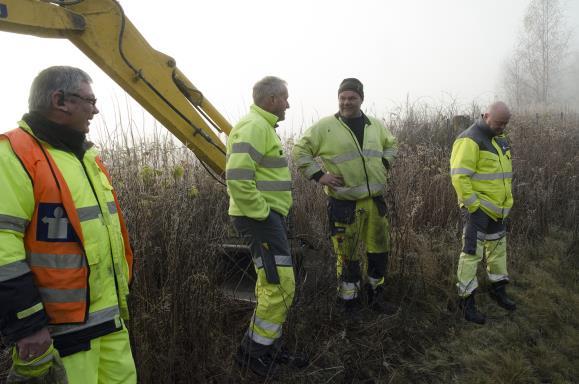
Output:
[0, 0, 577, 141]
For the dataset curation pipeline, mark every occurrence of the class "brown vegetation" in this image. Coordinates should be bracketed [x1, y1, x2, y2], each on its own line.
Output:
[1, 110, 578, 383]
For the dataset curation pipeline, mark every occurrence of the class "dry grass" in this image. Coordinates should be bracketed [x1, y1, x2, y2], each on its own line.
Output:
[1, 109, 578, 383]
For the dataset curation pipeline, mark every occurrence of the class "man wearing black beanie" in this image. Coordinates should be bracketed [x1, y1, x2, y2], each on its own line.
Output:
[293, 78, 398, 317]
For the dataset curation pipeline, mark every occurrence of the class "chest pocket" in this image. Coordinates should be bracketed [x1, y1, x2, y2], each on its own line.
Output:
[478, 151, 499, 173]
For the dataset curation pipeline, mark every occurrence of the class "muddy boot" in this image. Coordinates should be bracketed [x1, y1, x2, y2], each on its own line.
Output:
[458, 291, 486, 324]
[366, 284, 399, 315]
[489, 281, 516, 311]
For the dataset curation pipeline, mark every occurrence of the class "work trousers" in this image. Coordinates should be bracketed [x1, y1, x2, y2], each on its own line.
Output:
[457, 208, 509, 297]
[62, 323, 136, 383]
[232, 211, 295, 356]
[328, 196, 390, 300]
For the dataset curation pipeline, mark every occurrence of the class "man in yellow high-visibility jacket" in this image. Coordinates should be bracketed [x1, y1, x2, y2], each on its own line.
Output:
[227, 76, 307, 377]
[450, 101, 517, 325]
[0, 66, 136, 383]
[293, 78, 398, 316]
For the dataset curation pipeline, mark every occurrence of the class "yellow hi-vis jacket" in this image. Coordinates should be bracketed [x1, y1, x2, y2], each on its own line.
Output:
[226, 105, 292, 220]
[450, 120, 514, 220]
[292, 113, 397, 201]
[0, 121, 132, 344]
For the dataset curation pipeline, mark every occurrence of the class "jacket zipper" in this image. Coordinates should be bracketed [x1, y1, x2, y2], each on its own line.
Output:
[338, 118, 372, 198]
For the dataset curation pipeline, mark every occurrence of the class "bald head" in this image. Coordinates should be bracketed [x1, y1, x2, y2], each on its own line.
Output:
[484, 101, 511, 135]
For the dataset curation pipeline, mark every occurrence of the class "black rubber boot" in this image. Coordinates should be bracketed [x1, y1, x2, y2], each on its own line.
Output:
[489, 281, 516, 311]
[273, 346, 309, 369]
[337, 297, 364, 320]
[459, 291, 486, 324]
[366, 284, 399, 315]
[235, 347, 278, 377]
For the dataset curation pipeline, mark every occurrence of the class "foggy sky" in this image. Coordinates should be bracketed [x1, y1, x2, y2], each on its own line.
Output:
[0, 0, 577, 140]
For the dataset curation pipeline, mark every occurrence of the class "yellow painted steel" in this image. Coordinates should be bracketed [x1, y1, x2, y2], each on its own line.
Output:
[0, 0, 231, 176]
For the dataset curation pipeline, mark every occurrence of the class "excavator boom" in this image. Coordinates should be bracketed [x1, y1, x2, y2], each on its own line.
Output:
[0, 0, 231, 176]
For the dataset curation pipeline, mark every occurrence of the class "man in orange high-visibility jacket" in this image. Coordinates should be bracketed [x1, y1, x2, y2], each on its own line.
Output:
[0, 66, 136, 383]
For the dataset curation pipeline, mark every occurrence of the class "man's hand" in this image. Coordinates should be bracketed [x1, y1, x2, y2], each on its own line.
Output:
[319, 173, 344, 190]
[16, 327, 52, 361]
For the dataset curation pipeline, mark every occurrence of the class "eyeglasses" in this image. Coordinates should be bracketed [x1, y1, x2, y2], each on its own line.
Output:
[67, 92, 97, 106]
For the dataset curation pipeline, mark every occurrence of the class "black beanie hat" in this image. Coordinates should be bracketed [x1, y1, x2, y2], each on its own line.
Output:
[338, 78, 364, 100]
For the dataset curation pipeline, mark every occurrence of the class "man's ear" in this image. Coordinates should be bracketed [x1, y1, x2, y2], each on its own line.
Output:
[51, 91, 70, 115]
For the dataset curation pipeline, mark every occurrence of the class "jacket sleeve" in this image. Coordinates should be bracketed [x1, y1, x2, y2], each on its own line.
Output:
[226, 124, 270, 220]
[380, 122, 398, 169]
[450, 138, 480, 212]
[0, 143, 49, 344]
[292, 125, 324, 180]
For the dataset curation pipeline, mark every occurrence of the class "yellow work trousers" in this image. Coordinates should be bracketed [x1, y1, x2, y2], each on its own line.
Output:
[330, 197, 390, 300]
[62, 324, 136, 384]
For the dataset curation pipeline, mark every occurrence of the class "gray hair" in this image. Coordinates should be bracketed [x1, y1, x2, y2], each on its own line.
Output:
[28, 66, 93, 112]
[252, 76, 287, 105]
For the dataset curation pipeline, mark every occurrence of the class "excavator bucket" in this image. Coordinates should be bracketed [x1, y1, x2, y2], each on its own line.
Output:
[219, 237, 319, 302]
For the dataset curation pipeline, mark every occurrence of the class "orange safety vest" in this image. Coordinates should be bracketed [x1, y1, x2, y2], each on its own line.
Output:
[2, 128, 133, 324]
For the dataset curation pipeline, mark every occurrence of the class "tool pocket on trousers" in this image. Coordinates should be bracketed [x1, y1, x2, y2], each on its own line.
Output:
[372, 196, 387, 217]
[260, 242, 280, 285]
[328, 197, 356, 224]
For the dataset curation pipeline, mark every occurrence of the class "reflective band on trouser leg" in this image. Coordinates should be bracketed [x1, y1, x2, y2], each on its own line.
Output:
[62, 322, 136, 384]
[456, 239, 484, 297]
[249, 264, 295, 345]
[339, 281, 360, 300]
[485, 236, 509, 283]
[367, 276, 384, 290]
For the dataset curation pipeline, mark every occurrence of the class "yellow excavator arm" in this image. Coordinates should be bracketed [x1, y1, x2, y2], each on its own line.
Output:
[0, 0, 231, 176]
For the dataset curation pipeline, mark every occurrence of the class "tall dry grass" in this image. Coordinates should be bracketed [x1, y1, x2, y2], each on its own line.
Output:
[1, 108, 578, 383]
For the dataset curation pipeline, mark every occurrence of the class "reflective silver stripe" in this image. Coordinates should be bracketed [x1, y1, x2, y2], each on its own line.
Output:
[0, 214, 29, 233]
[295, 155, 315, 167]
[0, 260, 31, 282]
[487, 274, 509, 283]
[333, 183, 385, 200]
[245, 329, 276, 345]
[328, 151, 360, 165]
[486, 231, 506, 241]
[49, 305, 120, 336]
[463, 194, 478, 207]
[107, 201, 117, 214]
[77, 205, 101, 221]
[39, 287, 86, 303]
[471, 172, 513, 180]
[457, 278, 478, 297]
[226, 168, 255, 180]
[256, 180, 292, 191]
[480, 199, 510, 216]
[251, 315, 282, 334]
[254, 255, 293, 269]
[231, 142, 263, 163]
[304, 163, 322, 179]
[30, 352, 54, 367]
[383, 148, 397, 158]
[261, 156, 288, 168]
[362, 149, 382, 158]
[339, 281, 360, 300]
[28, 253, 86, 269]
[461, 230, 486, 241]
[450, 168, 475, 176]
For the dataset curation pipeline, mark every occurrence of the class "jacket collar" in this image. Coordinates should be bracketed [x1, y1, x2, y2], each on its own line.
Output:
[334, 112, 371, 126]
[250, 104, 279, 128]
[475, 118, 497, 138]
